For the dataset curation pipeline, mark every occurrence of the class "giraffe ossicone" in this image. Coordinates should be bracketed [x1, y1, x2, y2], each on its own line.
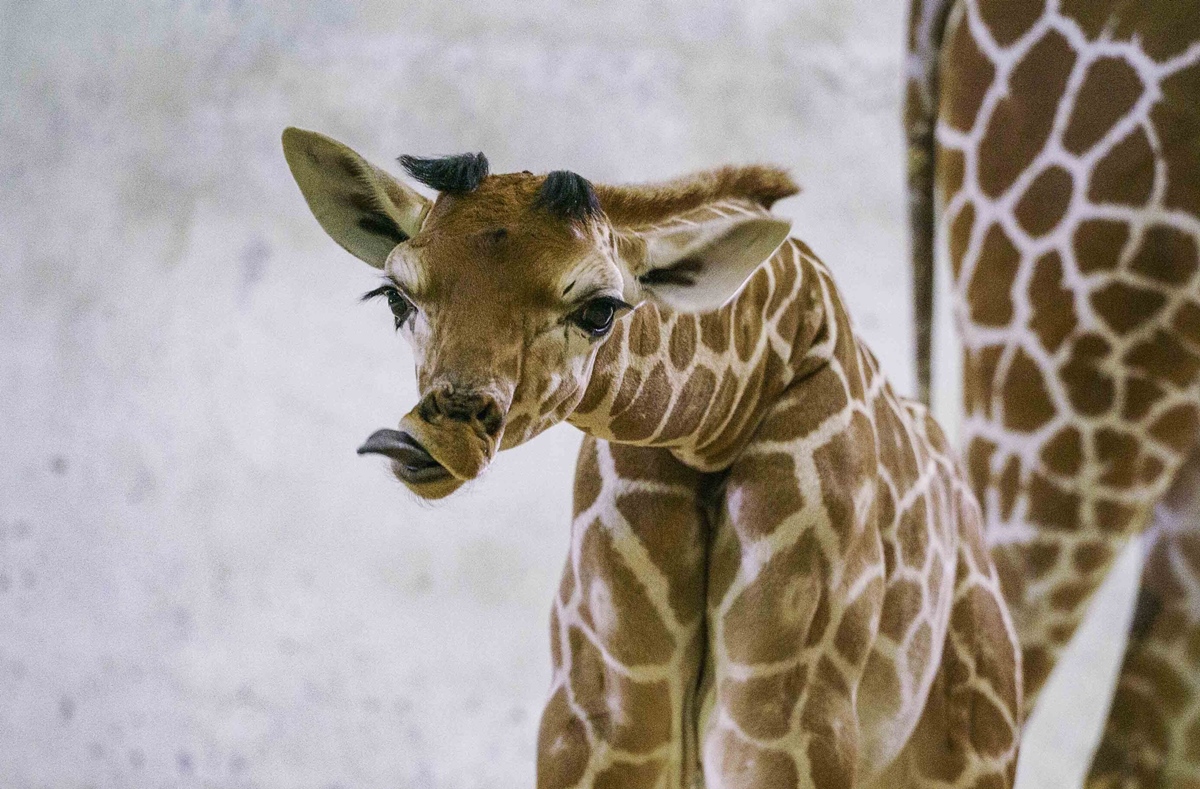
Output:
[283, 125, 1022, 788]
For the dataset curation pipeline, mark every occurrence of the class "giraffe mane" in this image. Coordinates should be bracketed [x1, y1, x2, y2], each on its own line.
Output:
[594, 165, 800, 228]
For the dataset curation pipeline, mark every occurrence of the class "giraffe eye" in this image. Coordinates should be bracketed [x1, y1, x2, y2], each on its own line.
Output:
[362, 284, 415, 330]
[570, 297, 629, 337]
[384, 289, 414, 329]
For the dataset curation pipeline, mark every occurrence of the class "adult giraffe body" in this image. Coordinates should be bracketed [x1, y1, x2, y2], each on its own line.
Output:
[908, 0, 1200, 785]
[283, 128, 1020, 788]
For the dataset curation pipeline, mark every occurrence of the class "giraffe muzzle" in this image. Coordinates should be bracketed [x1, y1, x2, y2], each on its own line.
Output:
[357, 428, 453, 486]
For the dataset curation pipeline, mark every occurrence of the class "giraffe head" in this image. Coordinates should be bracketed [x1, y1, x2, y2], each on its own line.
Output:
[282, 128, 796, 498]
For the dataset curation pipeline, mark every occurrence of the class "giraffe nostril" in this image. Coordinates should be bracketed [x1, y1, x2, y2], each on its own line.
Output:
[422, 388, 504, 437]
[418, 395, 440, 423]
[475, 400, 503, 437]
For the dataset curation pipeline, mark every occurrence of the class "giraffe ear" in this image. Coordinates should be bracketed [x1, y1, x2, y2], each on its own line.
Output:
[624, 215, 792, 312]
[282, 127, 431, 269]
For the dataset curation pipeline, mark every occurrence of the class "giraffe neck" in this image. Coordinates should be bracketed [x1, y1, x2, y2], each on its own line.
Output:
[567, 238, 829, 471]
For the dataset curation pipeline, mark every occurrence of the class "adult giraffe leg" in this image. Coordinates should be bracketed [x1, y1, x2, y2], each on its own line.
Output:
[974, 364, 1200, 714]
[904, 0, 958, 406]
[537, 436, 714, 789]
[934, 0, 1200, 717]
[1088, 447, 1200, 789]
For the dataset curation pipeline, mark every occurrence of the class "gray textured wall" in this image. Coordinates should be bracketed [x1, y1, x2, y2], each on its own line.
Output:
[1, 1, 1137, 787]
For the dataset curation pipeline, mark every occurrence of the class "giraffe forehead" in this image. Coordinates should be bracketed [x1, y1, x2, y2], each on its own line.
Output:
[421, 173, 539, 228]
[391, 171, 624, 302]
[392, 228, 622, 308]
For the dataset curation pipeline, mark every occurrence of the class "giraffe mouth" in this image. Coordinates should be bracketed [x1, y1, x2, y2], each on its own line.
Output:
[357, 428, 454, 486]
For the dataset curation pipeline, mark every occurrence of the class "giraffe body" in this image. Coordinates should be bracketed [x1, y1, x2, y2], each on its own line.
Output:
[908, 0, 1200, 785]
[555, 220, 1020, 789]
[282, 130, 1021, 788]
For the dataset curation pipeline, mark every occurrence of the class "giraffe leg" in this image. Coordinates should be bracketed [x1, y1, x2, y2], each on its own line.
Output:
[537, 436, 715, 789]
[1087, 449, 1200, 789]
[904, 0, 958, 407]
[695, 380, 891, 789]
[934, 0, 1200, 719]
[699, 505, 874, 789]
[871, 523, 1022, 789]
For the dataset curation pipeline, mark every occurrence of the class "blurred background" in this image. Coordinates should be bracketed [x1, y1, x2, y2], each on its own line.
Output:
[0, 1, 1142, 787]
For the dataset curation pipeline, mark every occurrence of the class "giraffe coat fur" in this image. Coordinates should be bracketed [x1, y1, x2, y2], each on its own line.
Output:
[907, 0, 1200, 785]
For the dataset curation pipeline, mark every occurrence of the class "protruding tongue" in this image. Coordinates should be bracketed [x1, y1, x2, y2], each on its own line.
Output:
[357, 428, 451, 484]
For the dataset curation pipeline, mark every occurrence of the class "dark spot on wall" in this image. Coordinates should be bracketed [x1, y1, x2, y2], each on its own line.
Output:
[239, 235, 271, 303]
[172, 606, 193, 638]
[177, 750, 194, 775]
[50, 456, 68, 475]
[127, 463, 157, 505]
[58, 696, 75, 722]
[128, 748, 145, 768]
[230, 753, 249, 773]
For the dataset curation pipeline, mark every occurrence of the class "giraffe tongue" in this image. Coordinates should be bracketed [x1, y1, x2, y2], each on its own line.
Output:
[357, 428, 452, 484]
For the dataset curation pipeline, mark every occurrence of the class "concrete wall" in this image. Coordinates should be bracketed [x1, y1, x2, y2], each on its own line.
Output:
[0, 1, 1137, 786]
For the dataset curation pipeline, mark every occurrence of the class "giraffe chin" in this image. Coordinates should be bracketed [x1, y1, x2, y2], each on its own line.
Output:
[390, 461, 465, 500]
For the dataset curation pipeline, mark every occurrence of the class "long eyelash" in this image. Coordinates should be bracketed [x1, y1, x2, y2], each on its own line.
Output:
[568, 290, 632, 310]
[361, 284, 394, 302]
[577, 295, 633, 312]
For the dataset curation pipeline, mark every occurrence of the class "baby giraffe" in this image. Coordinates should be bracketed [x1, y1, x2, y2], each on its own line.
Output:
[282, 127, 1021, 789]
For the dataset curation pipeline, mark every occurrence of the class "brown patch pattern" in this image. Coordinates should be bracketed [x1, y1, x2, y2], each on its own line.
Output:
[923, 1, 1200, 781]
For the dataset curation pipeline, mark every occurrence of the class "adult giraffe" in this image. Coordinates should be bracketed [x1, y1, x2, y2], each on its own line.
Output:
[282, 127, 1021, 788]
[908, 0, 1200, 785]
